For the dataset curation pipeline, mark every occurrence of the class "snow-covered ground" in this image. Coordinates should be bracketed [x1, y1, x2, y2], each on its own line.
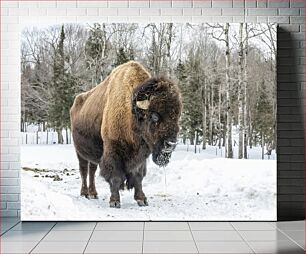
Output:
[21, 144, 276, 221]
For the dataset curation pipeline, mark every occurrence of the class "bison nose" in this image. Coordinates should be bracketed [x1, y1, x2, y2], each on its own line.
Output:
[164, 140, 177, 151]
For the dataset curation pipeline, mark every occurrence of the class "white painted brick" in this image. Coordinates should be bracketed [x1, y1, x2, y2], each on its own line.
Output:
[192, 16, 213, 22]
[233, 16, 245, 22]
[9, 162, 21, 170]
[1, 154, 19, 162]
[257, 16, 268, 23]
[171, 16, 192, 22]
[149, 16, 172, 22]
[1, 186, 20, 194]
[212, 16, 233, 22]
[140, 8, 160, 16]
[29, 8, 48, 16]
[107, 16, 129, 22]
[1, 202, 7, 210]
[300, 8, 305, 15]
[222, 8, 244, 16]
[129, 0, 149, 7]
[1, 210, 18, 217]
[38, 1, 57, 8]
[193, 0, 211, 7]
[1, 8, 9, 16]
[77, 16, 108, 23]
[290, 16, 305, 23]
[150, 0, 171, 8]
[1, 194, 19, 202]
[268, 0, 289, 8]
[212, 0, 233, 8]
[183, 8, 202, 16]
[47, 8, 67, 16]
[268, 16, 290, 23]
[247, 8, 277, 15]
[1, 178, 19, 186]
[8, 8, 29, 16]
[233, 0, 244, 7]
[244, 16, 257, 23]
[67, 8, 87, 16]
[279, 8, 300, 15]
[57, 0, 77, 8]
[172, 0, 192, 8]
[290, 0, 305, 8]
[128, 16, 150, 22]
[86, 8, 99, 16]
[78, 1, 107, 8]
[7, 202, 21, 210]
[108, 0, 128, 8]
[1, 171, 19, 179]
[257, 0, 267, 7]
[8, 146, 20, 154]
[118, 8, 140, 16]
[245, 0, 256, 7]
[99, 8, 118, 16]
[56, 16, 77, 23]
[19, 1, 39, 8]
[2, 1, 18, 8]
[202, 8, 221, 15]
[161, 8, 183, 16]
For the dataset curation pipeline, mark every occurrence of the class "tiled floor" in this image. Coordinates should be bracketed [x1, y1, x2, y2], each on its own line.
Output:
[0, 218, 304, 253]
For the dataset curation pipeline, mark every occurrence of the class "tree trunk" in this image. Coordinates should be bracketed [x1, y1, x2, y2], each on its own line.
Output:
[57, 128, 64, 144]
[238, 23, 244, 159]
[201, 79, 207, 150]
[261, 133, 264, 160]
[225, 23, 233, 158]
[243, 23, 249, 159]
[65, 128, 69, 144]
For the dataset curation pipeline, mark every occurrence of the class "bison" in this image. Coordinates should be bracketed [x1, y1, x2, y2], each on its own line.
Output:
[70, 61, 182, 208]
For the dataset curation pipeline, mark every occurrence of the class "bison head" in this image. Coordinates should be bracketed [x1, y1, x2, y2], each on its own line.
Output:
[132, 77, 182, 167]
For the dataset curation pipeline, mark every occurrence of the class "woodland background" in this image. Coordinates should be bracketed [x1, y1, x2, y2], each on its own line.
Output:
[21, 23, 276, 159]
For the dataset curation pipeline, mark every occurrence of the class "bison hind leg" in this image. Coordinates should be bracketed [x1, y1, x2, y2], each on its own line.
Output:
[88, 162, 98, 199]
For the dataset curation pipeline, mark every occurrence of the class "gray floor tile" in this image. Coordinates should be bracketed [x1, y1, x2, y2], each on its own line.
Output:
[189, 222, 234, 231]
[275, 221, 305, 231]
[145, 222, 189, 231]
[96, 222, 144, 231]
[283, 230, 305, 241]
[11, 222, 55, 231]
[239, 230, 291, 241]
[52, 222, 96, 231]
[42, 230, 92, 242]
[31, 241, 87, 253]
[0, 241, 37, 253]
[90, 230, 143, 241]
[196, 241, 254, 253]
[143, 241, 198, 253]
[249, 240, 304, 253]
[144, 230, 193, 241]
[85, 241, 142, 253]
[232, 222, 275, 230]
[192, 230, 243, 241]
[0, 230, 48, 242]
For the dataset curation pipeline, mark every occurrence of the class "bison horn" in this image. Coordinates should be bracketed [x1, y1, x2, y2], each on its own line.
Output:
[136, 100, 150, 110]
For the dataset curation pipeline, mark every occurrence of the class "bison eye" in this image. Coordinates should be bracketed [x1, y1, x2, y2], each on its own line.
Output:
[151, 112, 160, 123]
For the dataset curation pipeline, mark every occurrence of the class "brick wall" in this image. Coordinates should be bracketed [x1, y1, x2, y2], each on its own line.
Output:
[0, 0, 304, 220]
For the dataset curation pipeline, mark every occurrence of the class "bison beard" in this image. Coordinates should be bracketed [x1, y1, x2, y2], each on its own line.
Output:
[70, 61, 182, 208]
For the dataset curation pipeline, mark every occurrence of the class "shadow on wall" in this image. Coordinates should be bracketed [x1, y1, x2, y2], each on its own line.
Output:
[277, 27, 305, 221]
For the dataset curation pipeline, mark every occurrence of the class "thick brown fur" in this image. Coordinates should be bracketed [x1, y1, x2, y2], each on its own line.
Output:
[70, 61, 182, 207]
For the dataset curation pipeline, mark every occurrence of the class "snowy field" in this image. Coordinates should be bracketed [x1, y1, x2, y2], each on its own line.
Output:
[21, 144, 276, 221]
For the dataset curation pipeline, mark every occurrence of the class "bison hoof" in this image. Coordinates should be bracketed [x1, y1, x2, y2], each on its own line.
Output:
[88, 194, 98, 199]
[80, 189, 88, 198]
[137, 198, 148, 207]
[109, 200, 121, 208]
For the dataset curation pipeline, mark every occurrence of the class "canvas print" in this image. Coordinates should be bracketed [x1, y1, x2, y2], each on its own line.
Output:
[21, 23, 277, 220]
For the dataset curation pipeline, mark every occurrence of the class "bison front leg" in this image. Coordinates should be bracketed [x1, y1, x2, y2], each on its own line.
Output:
[133, 164, 148, 207]
[77, 154, 89, 198]
[88, 162, 98, 199]
[100, 150, 124, 208]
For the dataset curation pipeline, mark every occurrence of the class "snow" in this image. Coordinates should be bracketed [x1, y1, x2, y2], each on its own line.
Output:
[21, 144, 276, 221]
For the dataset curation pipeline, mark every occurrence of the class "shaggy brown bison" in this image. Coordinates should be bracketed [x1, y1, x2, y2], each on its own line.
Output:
[70, 61, 182, 208]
